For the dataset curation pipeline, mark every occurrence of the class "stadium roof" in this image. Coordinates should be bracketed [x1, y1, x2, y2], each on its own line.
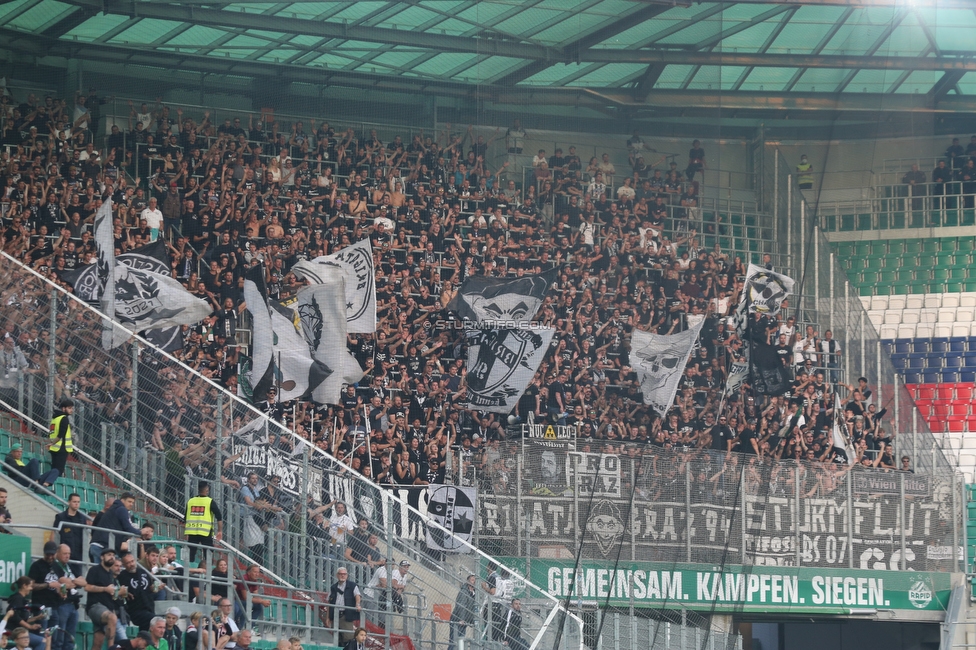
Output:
[2, 0, 976, 131]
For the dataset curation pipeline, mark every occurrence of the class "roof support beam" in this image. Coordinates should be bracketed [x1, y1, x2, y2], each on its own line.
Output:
[631, 0, 975, 7]
[930, 70, 966, 100]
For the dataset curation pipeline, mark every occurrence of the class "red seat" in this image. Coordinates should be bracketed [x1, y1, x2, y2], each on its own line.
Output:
[948, 419, 966, 433]
[957, 386, 974, 401]
[929, 419, 945, 433]
[967, 417, 976, 431]
[918, 386, 937, 400]
[951, 402, 971, 416]
[937, 386, 954, 400]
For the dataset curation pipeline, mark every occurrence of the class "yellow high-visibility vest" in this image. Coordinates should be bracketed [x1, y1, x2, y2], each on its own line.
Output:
[184, 496, 215, 536]
[49, 414, 74, 452]
[796, 162, 813, 187]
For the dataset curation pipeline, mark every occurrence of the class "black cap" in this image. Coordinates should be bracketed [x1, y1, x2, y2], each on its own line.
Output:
[59, 398, 74, 408]
[43, 541, 59, 554]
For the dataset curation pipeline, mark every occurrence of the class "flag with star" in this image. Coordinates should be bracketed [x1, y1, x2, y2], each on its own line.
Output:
[290, 238, 376, 333]
[425, 485, 476, 553]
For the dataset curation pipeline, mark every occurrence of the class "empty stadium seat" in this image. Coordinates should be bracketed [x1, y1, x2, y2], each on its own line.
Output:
[961, 295, 976, 307]
[905, 371, 923, 384]
[957, 386, 974, 400]
[949, 419, 966, 433]
[888, 295, 907, 310]
[954, 323, 971, 337]
[963, 371, 976, 383]
[916, 324, 935, 339]
[906, 295, 924, 309]
[951, 403, 971, 416]
[880, 324, 898, 339]
[894, 340, 911, 354]
[923, 371, 942, 383]
[918, 385, 937, 400]
[924, 295, 941, 309]
[935, 324, 953, 338]
[898, 324, 917, 338]
[946, 356, 963, 368]
[950, 338, 968, 352]
[932, 339, 949, 353]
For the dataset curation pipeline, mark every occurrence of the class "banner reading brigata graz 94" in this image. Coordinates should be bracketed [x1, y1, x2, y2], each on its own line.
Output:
[477, 449, 960, 572]
[498, 559, 952, 615]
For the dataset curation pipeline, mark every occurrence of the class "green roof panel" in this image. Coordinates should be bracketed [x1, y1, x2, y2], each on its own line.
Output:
[63, 13, 131, 42]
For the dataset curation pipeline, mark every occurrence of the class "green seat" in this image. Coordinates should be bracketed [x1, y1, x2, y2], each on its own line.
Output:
[922, 239, 941, 253]
[947, 281, 964, 293]
[903, 240, 922, 254]
[836, 242, 855, 257]
[861, 271, 878, 284]
[950, 267, 968, 280]
[888, 241, 905, 254]
[889, 281, 910, 295]
[896, 268, 915, 282]
[966, 281, 976, 292]
[918, 253, 936, 267]
[933, 268, 950, 281]
[937, 252, 954, 266]
[910, 281, 928, 294]
[879, 270, 896, 283]
[929, 281, 946, 293]
[959, 238, 975, 252]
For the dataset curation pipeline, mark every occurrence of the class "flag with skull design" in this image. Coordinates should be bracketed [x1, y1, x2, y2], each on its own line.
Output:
[631, 319, 706, 415]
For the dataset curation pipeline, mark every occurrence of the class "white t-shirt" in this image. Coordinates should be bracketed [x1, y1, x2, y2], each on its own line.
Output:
[365, 566, 387, 600]
[141, 207, 163, 229]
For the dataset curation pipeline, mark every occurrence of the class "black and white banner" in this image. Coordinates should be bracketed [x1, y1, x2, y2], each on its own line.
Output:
[464, 327, 554, 413]
[449, 268, 557, 325]
[631, 320, 705, 415]
[743, 264, 794, 317]
[291, 238, 376, 333]
[93, 198, 124, 350]
[111, 266, 211, 333]
[426, 485, 476, 553]
[243, 266, 276, 403]
[65, 239, 192, 352]
[296, 273, 366, 405]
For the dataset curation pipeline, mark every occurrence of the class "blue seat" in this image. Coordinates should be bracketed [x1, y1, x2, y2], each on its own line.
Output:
[950, 338, 967, 352]
[915, 341, 931, 353]
[923, 371, 941, 383]
[946, 356, 963, 368]
[895, 341, 911, 354]
[965, 354, 976, 367]
[942, 371, 961, 382]
[905, 371, 922, 384]
[932, 339, 949, 353]
[962, 371, 976, 383]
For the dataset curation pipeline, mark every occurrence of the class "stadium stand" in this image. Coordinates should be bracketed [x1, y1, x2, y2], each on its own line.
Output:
[0, 81, 963, 650]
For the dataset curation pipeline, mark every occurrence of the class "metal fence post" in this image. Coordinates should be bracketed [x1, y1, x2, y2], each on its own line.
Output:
[899, 473, 907, 571]
[847, 472, 854, 569]
[685, 463, 692, 563]
[47, 289, 56, 418]
[130, 341, 139, 461]
[794, 464, 801, 567]
[740, 469, 747, 564]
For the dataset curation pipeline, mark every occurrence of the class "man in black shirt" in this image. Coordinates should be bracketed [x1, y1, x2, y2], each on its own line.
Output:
[711, 415, 735, 451]
[85, 548, 125, 650]
[53, 494, 87, 575]
[119, 551, 157, 631]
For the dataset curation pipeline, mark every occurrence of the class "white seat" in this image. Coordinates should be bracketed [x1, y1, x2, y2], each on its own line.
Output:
[871, 296, 889, 310]
[944, 294, 961, 308]
[867, 310, 884, 327]
[958, 452, 976, 469]
[898, 323, 917, 338]
[935, 323, 953, 337]
[962, 437, 976, 449]
[919, 308, 938, 324]
[915, 324, 935, 338]
[923, 295, 941, 309]
[901, 311, 920, 325]
[938, 307, 957, 322]
[888, 295, 907, 310]
[880, 324, 899, 339]
[952, 322, 970, 337]
[957, 307, 975, 322]
[906, 295, 924, 310]
[883, 311, 902, 325]
[960, 294, 976, 307]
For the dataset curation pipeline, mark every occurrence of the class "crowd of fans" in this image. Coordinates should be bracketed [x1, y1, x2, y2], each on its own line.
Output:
[0, 88, 912, 490]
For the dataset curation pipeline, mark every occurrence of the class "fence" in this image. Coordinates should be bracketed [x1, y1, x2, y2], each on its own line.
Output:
[0, 255, 585, 650]
[475, 441, 961, 572]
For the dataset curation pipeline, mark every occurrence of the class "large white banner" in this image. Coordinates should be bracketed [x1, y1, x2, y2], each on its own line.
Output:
[631, 320, 705, 416]
[296, 271, 366, 405]
[743, 264, 795, 317]
[291, 238, 376, 333]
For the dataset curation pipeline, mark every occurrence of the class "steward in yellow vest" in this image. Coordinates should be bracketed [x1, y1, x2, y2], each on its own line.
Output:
[796, 155, 814, 190]
[184, 481, 223, 561]
[47, 397, 75, 483]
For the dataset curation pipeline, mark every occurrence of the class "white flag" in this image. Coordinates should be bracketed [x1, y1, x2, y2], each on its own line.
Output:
[112, 266, 212, 333]
[426, 485, 476, 553]
[296, 266, 366, 405]
[743, 264, 795, 317]
[93, 198, 127, 350]
[464, 326, 555, 413]
[291, 238, 376, 333]
[631, 320, 705, 416]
